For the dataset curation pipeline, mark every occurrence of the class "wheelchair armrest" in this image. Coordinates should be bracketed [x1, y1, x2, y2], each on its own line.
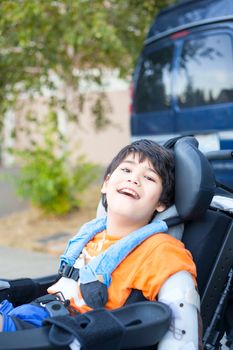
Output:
[0, 274, 59, 306]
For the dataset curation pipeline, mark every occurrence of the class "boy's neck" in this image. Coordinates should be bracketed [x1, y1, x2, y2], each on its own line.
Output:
[106, 214, 147, 238]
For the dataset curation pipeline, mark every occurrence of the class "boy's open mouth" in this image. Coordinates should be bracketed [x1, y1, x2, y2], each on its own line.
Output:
[117, 188, 140, 199]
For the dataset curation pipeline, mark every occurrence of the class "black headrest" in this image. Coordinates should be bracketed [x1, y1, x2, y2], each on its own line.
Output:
[173, 137, 216, 221]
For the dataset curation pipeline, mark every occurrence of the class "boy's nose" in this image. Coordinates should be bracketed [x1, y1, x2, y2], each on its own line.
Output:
[127, 178, 140, 186]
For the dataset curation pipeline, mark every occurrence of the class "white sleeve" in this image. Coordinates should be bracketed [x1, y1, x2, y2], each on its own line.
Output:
[158, 271, 201, 350]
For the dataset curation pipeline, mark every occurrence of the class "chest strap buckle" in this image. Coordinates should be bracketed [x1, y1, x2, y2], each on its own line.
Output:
[59, 264, 80, 281]
[32, 294, 70, 318]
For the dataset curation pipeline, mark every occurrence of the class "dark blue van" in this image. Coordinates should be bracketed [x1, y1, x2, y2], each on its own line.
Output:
[131, 0, 233, 186]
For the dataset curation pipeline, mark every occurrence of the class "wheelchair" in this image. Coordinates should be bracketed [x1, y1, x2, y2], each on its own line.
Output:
[0, 136, 233, 350]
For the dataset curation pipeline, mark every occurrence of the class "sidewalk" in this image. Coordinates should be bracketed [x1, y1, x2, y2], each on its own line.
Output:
[0, 246, 59, 279]
[0, 166, 59, 279]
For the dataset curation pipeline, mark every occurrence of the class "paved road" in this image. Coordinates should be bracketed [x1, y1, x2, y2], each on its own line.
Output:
[0, 246, 59, 279]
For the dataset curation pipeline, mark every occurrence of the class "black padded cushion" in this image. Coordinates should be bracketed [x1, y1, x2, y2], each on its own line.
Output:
[182, 210, 232, 296]
[174, 137, 216, 220]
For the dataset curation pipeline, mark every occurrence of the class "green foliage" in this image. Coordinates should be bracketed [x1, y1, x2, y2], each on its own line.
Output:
[14, 113, 100, 215]
[16, 148, 99, 215]
[0, 0, 176, 132]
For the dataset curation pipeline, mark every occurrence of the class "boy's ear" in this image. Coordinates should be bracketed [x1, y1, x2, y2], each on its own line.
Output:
[155, 202, 166, 213]
[101, 174, 110, 194]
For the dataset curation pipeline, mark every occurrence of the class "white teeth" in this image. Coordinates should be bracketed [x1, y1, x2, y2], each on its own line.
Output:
[118, 188, 140, 199]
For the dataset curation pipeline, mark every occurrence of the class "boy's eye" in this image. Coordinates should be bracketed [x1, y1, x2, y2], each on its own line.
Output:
[145, 175, 155, 182]
[121, 167, 131, 173]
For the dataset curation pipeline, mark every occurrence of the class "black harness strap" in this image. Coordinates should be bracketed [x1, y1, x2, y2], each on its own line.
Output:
[124, 289, 148, 305]
[164, 216, 183, 227]
[80, 280, 108, 309]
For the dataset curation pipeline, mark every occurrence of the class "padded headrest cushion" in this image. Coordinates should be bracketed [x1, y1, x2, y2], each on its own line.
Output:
[174, 137, 216, 220]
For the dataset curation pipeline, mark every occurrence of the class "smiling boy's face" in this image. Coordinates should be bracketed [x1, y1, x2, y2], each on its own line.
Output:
[101, 153, 166, 226]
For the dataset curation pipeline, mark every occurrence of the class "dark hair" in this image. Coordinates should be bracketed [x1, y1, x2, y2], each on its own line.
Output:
[102, 139, 174, 211]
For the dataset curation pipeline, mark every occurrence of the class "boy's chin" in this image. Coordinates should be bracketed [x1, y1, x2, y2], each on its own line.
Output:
[108, 210, 151, 225]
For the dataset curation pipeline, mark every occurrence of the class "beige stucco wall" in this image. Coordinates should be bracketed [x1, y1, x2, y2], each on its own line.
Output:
[71, 89, 130, 165]
[3, 88, 131, 167]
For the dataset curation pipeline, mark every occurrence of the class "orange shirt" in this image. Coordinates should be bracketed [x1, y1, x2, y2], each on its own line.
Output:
[71, 230, 196, 312]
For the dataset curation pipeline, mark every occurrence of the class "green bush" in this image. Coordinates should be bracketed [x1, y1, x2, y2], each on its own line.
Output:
[16, 149, 100, 215]
[14, 112, 100, 215]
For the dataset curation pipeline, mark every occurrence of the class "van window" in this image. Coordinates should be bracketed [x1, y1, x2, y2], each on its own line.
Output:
[134, 45, 173, 113]
[177, 34, 233, 108]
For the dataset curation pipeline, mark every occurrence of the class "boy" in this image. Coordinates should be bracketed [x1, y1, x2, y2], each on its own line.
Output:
[0, 140, 201, 349]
